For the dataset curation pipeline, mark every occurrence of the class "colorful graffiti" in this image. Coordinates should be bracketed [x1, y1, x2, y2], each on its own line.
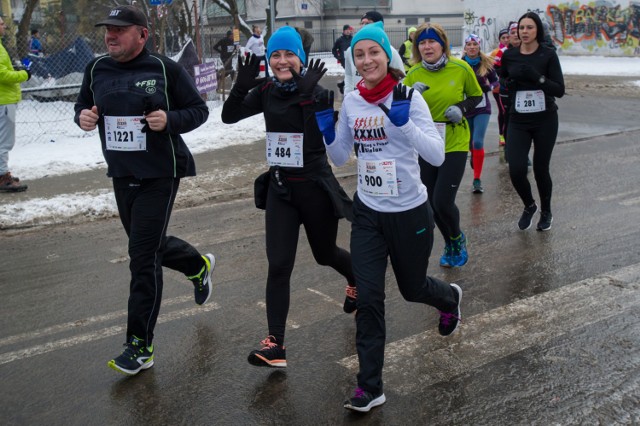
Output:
[548, 1, 640, 54]
[464, 9, 502, 51]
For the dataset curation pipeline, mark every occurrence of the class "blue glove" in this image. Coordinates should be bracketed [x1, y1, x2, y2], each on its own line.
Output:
[379, 83, 414, 127]
[314, 90, 336, 145]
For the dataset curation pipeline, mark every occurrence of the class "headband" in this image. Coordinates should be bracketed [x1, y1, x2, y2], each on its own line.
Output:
[464, 34, 481, 44]
[416, 28, 445, 47]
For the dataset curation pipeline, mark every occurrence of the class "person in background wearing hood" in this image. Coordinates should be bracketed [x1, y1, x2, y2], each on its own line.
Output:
[332, 24, 353, 93]
[245, 24, 268, 77]
[315, 21, 462, 413]
[344, 11, 405, 94]
[213, 30, 237, 82]
[462, 34, 499, 194]
[500, 12, 564, 231]
[398, 26, 417, 73]
[403, 23, 483, 269]
[490, 28, 510, 149]
[222, 26, 356, 368]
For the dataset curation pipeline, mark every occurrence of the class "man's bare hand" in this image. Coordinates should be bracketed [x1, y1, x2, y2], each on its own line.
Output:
[79, 106, 99, 131]
[143, 110, 167, 132]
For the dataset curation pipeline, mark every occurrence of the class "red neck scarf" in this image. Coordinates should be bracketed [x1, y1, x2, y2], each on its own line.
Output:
[356, 73, 398, 104]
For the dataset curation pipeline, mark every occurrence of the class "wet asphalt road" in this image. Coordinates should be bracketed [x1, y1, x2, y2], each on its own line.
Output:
[1, 80, 639, 424]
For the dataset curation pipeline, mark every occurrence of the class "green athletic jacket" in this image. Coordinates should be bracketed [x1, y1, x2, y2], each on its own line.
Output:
[404, 57, 482, 153]
[0, 39, 28, 105]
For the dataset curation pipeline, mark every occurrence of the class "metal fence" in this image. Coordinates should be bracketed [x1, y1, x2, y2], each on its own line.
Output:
[16, 25, 463, 144]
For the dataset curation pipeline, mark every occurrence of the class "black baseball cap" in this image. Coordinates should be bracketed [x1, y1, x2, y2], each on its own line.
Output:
[95, 5, 148, 28]
[343, 24, 353, 31]
[361, 11, 384, 23]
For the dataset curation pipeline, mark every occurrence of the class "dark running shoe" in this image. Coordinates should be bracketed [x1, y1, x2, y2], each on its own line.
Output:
[108, 335, 154, 375]
[439, 283, 462, 336]
[248, 335, 287, 368]
[189, 253, 215, 305]
[536, 211, 553, 231]
[472, 179, 484, 194]
[344, 284, 357, 314]
[518, 204, 538, 230]
[344, 387, 386, 412]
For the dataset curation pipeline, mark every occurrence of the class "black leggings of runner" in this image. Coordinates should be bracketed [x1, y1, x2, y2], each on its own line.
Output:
[493, 91, 506, 137]
[506, 111, 558, 212]
[419, 151, 468, 242]
[264, 179, 354, 345]
[113, 177, 204, 345]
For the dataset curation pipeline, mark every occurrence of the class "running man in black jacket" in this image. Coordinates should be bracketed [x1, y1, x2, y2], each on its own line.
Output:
[74, 5, 215, 376]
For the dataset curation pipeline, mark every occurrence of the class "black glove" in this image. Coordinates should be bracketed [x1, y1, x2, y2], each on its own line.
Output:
[291, 58, 327, 97]
[140, 98, 162, 133]
[233, 53, 266, 93]
[25, 68, 32, 81]
[379, 84, 414, 127]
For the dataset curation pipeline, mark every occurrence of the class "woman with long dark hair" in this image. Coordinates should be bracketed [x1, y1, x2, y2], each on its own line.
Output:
[501, 12, 565, 231]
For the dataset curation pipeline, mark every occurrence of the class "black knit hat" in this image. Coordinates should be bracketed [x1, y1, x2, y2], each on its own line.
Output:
[361, 11, 384, 23]
[95, 5, 148, 28]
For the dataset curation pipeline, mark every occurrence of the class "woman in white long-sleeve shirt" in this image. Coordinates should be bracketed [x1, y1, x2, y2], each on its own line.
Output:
[314, 21, 463, 414]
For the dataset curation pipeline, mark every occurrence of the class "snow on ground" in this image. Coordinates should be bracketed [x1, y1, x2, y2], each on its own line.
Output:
[1, 54, 639, 228]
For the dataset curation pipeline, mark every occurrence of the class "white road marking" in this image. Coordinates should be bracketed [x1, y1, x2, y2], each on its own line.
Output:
[307, 287, 343, 309]
[338, 264, 640, 396]
[0, 302, 219, 365]
[620, 196, 640, 206]
[597, 190, 640, 202]
[0, 294, 194, 348]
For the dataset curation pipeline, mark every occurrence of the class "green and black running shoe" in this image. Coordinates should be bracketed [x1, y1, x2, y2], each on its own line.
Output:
[108, 336, 154, 375]
[189, 253, 215, 305]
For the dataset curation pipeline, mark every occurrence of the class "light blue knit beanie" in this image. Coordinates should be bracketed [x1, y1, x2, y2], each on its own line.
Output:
[350, 21, 392, 63]
[266, 26, 306, 64]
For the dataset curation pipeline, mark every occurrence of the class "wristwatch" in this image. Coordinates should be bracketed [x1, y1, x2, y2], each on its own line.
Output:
[538, 75, 546, 84]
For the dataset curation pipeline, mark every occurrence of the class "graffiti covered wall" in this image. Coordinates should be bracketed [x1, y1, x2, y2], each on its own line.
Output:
[463, 0, 640, 56]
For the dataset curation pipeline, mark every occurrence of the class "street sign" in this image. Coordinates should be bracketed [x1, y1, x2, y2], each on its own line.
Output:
[149, 0, 173, 5]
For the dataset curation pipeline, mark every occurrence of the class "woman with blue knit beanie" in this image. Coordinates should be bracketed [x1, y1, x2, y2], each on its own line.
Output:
[314, 21, 462, 413]
[222, 26, 356, 367]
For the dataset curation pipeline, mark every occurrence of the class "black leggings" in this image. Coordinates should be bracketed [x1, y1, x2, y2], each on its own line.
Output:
[113, 177, 204, 345]
[419, 152, 468, 242]
[506, 111, 558, 212]
[493, 91, 506, 137]
[264, 179, 354, 344]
